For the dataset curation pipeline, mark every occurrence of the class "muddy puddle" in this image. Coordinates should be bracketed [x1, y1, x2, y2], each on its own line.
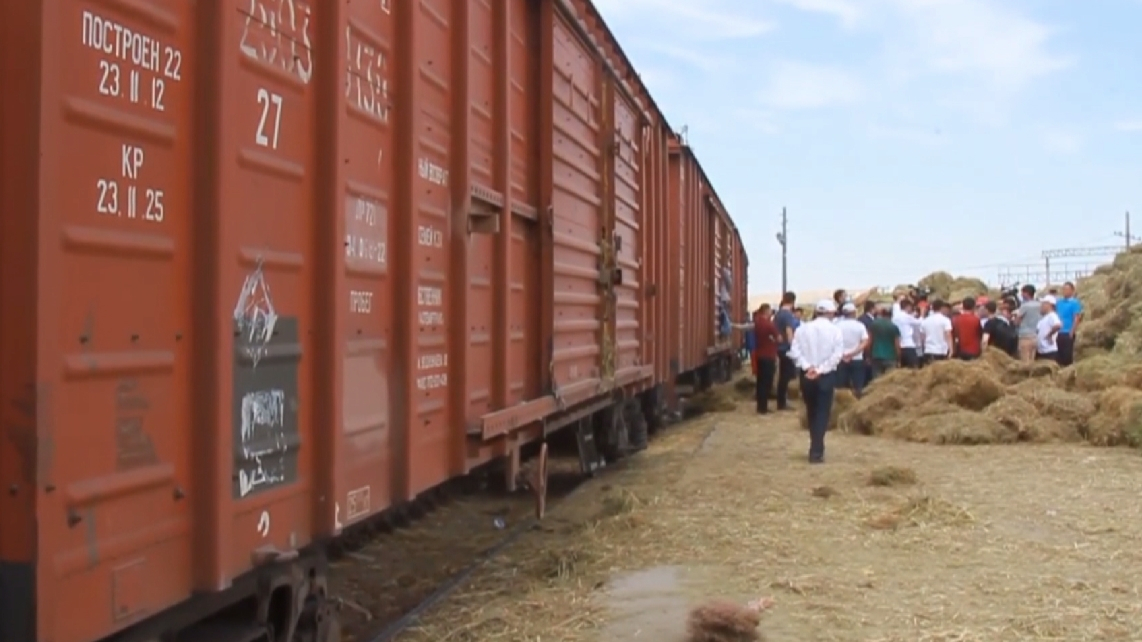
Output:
[596, 565, 738, 640]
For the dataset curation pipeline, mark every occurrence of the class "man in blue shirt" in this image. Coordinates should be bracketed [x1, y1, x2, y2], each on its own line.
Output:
[773, 291, 800, 411]
[1055, 281, 1083, 366]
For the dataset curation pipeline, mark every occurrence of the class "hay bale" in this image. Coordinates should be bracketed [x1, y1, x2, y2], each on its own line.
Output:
[868, 465, 918, 487]
[798, 389, 858, 431]
[1059, 354, 1142, 392]
[1087, 386, 1142, 447]
[685, 600, 763, 642]
[921, 359, 1006, 410]
[1011, 385, 1094, 438]
[877, 408, 1012, 445]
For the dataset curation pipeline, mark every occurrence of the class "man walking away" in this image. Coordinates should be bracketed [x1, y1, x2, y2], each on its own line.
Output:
[1013, 284, 1042, 362]
[920, 300, 954, 365]
[789, 300, 844, 464]
[836, 303, 871, 396]
[1056, 281, 1082, 366]
[773, 292, 800, 411]
[752, 304, 779, 414]
[1036, 295, 1063, 362]
[869, 307, 901, 379]
[952, 296, 984, 360]
[892, 298, 922, 369]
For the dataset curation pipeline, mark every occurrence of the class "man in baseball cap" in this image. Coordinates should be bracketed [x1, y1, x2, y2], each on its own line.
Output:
[1036, 295, 1062, 361]
[788, 299, 845, 464]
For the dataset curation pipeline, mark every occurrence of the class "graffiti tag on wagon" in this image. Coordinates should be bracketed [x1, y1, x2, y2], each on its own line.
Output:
[82, 10, 183, 113]
[345, 25, 390, 122]
[238, 0, 314, 84]
[237, 388, 289, 498]
[233, 263, 279, 369]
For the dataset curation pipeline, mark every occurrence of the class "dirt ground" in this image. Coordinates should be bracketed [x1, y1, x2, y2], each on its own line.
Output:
[344, 388, 1142, 642]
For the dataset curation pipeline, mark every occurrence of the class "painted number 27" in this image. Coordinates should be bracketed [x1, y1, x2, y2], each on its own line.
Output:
[255, 88, 283, 149]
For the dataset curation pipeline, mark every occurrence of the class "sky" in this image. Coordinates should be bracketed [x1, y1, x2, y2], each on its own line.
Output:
[592, 0, 1142, 294]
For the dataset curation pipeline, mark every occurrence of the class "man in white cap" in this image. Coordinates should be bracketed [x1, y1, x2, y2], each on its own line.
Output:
[788, 299, 845, 464]
[836, 302, 870, 396]
[1036, 295, 1062, 361]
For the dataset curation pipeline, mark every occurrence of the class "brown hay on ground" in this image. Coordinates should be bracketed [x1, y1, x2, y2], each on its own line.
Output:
[692, 388, 738, 413]
[878, 408, 1013, 445]
[921, 359, 1006, 410]
[733, 377, 756, 398]
[1088, 386, 1142, 447]
[686, 600, 763, 642]
[866, 495, 975, 530]
[1011, 386, 1094, 438]
[868, 465, 918, 487]
[798, 388, 858, 431]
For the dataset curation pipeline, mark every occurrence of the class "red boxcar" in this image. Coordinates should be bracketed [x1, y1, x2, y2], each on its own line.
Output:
[0, 1, 747, 641]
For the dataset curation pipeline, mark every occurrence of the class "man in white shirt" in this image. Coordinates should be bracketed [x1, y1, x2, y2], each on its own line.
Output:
[891, 297, 922, 369]
[1036, 295, 1063, 362]
[836, 303, 871, 397]
[920, 300, 954, 365]
[788, 300, 845, 464]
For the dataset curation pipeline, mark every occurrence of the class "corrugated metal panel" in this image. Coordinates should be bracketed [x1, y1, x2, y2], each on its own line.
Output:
[0, 1, 745, 641]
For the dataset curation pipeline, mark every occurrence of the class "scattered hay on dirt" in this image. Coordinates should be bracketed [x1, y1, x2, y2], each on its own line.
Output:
[685, 600, 764, 642]
[866, 495, 975, 531]
[691, 388, 739, 413]
[733, 377, 757, 398]
[811, 485, 840, 498]
[798, 388, 858, 431]
[868, 465, 918, 487]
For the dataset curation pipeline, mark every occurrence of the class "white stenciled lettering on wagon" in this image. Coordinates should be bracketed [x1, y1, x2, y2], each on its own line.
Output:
[417, 158, 448, 186]
[345, 26, 390, 122]
[97, 144, 165, 223]
[350, 290, 373, 314]
[345, 196, 387, 265]
[238, 389, 289, 498]
[233, 263, 279, 369]
[83, 11, 181, 113]
[239, 0, 314, 84]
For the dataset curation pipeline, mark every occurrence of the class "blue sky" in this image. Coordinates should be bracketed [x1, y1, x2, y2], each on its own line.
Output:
[593, 0, 1142, 294]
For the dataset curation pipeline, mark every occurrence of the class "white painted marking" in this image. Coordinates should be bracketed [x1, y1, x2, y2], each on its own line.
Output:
[257, 510, 271, 537]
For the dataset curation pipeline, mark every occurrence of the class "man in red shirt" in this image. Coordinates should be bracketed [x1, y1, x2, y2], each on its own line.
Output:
[952, 296, 984, 360]
[753, 304, 780, 414]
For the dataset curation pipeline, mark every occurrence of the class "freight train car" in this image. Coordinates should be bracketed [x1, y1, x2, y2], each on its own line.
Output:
[0, 1, 746, 642]
[668, 140, 748, 396]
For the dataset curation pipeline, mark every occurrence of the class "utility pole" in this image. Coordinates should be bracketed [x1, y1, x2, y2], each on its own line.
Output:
[1115, 211, 1134, 249]
[775, 208, 788, 294]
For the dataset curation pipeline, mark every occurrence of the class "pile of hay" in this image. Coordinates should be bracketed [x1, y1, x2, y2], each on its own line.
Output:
[837, 349, 1142, 447]
[1073, 245, 1142, 360]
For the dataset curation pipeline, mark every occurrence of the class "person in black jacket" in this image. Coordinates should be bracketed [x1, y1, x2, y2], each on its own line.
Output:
[981, 300, 1018, 357]
[859, 300, 877, 381]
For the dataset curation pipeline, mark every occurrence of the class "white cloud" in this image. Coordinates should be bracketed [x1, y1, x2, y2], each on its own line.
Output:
[631, 41, 728, 72]
[770, 0, 863, 28]
[866, 123, 947, 146]
[593, 0, 774, 40]
[1115, 120, 1142, 133]
[756, 61, 864, 110]
[882, 0, 1074, 90]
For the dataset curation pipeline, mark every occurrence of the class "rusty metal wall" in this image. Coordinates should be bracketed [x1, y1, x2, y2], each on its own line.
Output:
[0, 2, 744, 642]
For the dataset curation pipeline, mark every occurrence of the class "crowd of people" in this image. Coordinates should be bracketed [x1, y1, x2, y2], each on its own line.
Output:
[738, 282, 1085, 464]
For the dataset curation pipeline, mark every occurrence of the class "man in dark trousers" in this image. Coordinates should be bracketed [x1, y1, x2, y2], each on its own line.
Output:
[789, 300, 844, 463]
[773, 292, 800, 411]
[752, 304, 779, 414]
[859, 300, 877, 382]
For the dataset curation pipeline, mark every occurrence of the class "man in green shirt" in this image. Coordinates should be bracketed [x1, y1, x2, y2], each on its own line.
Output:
[868, 307, 901, 380]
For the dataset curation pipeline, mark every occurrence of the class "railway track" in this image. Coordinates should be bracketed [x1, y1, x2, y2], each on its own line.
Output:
[328, 442, 594, 642]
